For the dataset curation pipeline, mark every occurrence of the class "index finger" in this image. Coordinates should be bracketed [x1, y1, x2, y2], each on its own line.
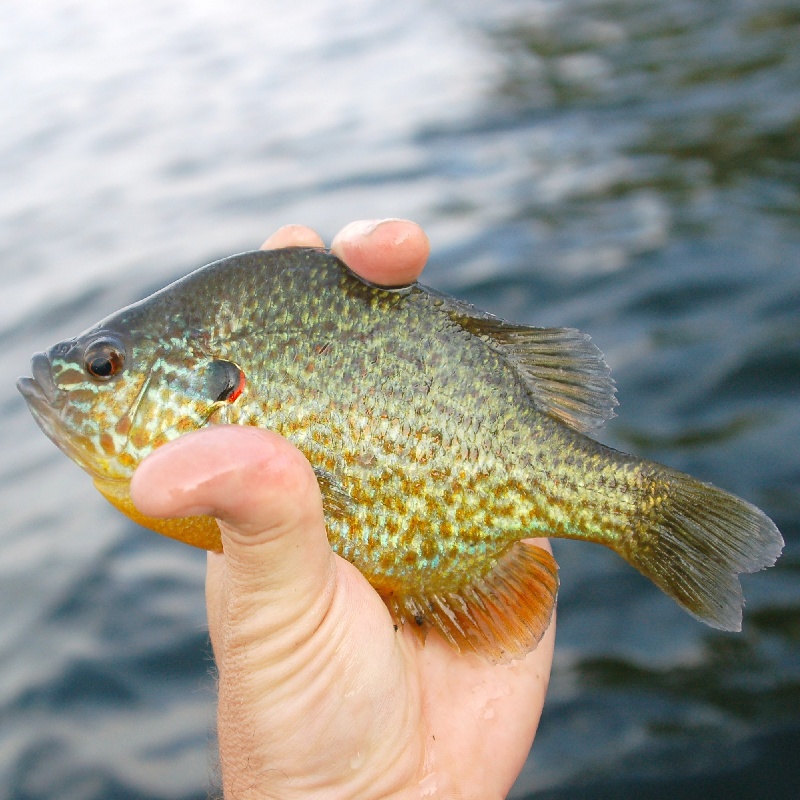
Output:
[331, 219, 429, 287]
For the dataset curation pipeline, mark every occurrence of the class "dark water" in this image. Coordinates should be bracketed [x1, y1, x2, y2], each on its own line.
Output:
[1, 1, 798, 797]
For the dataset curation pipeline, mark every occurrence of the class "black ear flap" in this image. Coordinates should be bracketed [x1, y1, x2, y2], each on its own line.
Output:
[205, 359, 245, 403]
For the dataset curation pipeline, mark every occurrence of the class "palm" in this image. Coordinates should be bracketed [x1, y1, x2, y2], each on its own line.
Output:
[205, 511, 554, 798]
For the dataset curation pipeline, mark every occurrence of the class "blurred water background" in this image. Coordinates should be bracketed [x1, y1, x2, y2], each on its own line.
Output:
[1, 0, 798, 797]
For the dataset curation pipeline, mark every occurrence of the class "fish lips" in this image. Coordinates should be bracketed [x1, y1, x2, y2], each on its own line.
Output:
[25, 351, 59, 399]
[18, 352, 60, 414]
[17, 353, 94, 473]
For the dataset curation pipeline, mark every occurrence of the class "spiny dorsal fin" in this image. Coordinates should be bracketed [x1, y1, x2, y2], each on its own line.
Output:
[387, 541, 558, 663]
[453, 313, 617, 433]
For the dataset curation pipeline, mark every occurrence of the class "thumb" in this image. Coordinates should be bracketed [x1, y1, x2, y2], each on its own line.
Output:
[129, 425, 337, 641]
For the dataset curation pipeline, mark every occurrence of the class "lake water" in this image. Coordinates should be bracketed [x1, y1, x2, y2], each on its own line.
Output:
[1, 1, 798, 798]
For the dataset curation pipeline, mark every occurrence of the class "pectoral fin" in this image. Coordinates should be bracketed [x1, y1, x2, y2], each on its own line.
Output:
[387, 540, 558, 663]
[314, 468, 357, 519]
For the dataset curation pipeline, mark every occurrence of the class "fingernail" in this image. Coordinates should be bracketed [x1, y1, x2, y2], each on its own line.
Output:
[338, 219, 382, 239]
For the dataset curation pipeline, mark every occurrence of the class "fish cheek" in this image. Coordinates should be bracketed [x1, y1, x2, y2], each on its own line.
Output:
[56, 373, 147, 476]
[128, 363, 218, 449]
[89, 360, 245, 549]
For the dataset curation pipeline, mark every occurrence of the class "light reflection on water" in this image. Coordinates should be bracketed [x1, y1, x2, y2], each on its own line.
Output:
[1, 1, 798, 798]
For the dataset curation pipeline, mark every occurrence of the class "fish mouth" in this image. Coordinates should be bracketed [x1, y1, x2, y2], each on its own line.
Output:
[17, 352, 60, 422]
[31, 351, 59, 403]
[17, 355, 100, 477]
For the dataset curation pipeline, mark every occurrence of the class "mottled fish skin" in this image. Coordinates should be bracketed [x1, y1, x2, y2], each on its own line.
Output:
[17, 248, 784, 661]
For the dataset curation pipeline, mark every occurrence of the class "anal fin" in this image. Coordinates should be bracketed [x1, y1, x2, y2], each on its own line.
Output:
[388, 541, 558, 663]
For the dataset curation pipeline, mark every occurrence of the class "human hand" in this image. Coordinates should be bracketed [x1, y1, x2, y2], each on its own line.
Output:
[130, 220, 556, 799]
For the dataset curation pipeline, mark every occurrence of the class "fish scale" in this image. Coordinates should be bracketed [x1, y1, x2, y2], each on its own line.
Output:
[17, 247, 783, 661]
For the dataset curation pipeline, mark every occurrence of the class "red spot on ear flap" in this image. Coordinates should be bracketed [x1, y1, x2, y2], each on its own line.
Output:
[227, 369, 246, 403]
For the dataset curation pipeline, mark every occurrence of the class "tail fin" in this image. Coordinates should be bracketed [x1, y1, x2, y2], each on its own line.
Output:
[617, 466, 783, 631]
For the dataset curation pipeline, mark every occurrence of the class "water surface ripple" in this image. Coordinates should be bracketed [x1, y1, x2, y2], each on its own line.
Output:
[1, 1, 798, 798]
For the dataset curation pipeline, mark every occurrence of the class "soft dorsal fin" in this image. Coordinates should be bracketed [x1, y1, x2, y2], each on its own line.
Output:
[386, 540, 558, 663]
[452, 312, 617, 433]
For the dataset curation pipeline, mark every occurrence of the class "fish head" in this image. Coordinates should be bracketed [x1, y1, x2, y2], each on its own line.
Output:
[17, 329, 148, 481]
[18, 321, 247, 481]
[17, 316, 244, 550]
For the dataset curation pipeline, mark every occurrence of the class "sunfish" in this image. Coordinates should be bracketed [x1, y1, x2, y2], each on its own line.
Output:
[18, 248, 783, 661]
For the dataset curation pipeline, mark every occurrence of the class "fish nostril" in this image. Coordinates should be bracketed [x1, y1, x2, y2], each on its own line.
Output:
[50, 340, 74, 358]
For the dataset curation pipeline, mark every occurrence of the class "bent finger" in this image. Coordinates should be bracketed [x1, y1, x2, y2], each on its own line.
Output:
[331, 219, 429, 287]
[130, 426, 336, 642]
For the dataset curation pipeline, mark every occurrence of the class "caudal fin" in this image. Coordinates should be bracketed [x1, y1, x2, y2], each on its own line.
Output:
[619, 466, 783, 631]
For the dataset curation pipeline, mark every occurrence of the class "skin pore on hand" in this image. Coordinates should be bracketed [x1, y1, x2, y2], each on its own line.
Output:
[130, 219, 555, 799]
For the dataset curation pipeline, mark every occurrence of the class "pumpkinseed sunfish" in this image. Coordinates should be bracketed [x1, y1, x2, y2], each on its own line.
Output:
[17, 248, 783, 661]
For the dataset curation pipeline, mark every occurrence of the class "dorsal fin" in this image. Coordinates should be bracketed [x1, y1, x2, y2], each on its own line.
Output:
[386, 541, 558, 663]
[452, 312, 617, 433]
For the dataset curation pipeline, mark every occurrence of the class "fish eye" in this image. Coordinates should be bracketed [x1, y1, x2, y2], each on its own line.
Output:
[83, 337, 126, 381]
